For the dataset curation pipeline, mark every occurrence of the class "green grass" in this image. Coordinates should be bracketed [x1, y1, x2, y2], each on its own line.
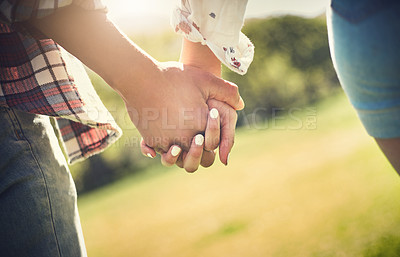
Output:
[78, 93, 400, 257]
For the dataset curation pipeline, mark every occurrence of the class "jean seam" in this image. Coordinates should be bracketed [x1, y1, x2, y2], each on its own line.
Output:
[10, 109, 63, 257]
[4, 107, 23, 140]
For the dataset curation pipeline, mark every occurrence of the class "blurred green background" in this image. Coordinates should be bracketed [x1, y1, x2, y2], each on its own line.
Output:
[69, 15, 400, 257]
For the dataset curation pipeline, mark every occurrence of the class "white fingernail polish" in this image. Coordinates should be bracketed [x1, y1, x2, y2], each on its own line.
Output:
[171, 146, 181, 157]
[147, 153, 154, 158]
[195, 134, 204, 146]
[210, 108, 219, 119]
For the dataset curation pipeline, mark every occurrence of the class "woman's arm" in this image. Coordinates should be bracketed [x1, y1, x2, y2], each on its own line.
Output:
[180, 39, 221, 77]
[180, 39, 238, 166]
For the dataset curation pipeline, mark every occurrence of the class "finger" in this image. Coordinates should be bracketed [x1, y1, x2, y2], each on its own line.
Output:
[208, 99, 237, 165]
[219, 106, 237, 166]
[161, 145, 182, 167]
[140, 138, 156, 158]
[176, 152, 185, 168]
[204, 108, 220, 151]
[200, 150, 216, 168]
[200, 71, 244, 110]
[183, 134, 204, 173]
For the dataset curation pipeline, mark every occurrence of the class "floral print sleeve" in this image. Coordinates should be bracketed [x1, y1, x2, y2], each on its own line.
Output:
[171, 0, 254, 75]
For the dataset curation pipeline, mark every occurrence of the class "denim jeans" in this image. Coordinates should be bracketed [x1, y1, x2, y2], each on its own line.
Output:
[327, 0, 400, 138]
[0, 107, 87, 257]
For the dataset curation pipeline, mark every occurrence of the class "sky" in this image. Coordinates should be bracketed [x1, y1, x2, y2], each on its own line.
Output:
[103, 0, 330, 33]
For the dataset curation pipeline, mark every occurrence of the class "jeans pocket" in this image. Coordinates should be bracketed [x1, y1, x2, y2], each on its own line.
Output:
[331, 0, 398, 23]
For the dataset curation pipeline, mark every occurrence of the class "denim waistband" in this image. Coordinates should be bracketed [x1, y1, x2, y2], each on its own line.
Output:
[331, 0, 399, 23]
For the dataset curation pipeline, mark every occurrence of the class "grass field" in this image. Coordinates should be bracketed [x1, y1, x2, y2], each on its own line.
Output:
[78, 93, 400, 257]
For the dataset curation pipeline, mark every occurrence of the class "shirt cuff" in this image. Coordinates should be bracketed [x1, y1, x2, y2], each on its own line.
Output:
[171, 0, 254, 75]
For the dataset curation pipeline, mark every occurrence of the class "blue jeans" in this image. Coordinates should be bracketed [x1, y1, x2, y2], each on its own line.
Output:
[0, 107, 87, 256]
[327, 0, 400, 138]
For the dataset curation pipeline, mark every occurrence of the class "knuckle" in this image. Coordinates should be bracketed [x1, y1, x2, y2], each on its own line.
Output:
[204, 145, 216, 152]
[222, 137, 235, 149]
[205, 145, 218, 152]
[232, 83, 239, 91]
[229, 84, 239, 97]
[205, 138, 219, 151]
[207, 124, 219, 134]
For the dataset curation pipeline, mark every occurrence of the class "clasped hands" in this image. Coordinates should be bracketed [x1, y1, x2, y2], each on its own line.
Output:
[122, 61, 242, 172]
[27, 4, 240, 172]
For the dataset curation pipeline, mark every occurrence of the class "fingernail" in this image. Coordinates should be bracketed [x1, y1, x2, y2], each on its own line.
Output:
[226, 153, 230, 166]
[195, 134, 204, 146]
[171, 146, 181, 157]
[146, 153, 154, 158]
[210, 108, 219, 119]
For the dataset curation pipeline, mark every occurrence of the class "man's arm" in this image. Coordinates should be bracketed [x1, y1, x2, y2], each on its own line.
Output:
[29, 5, 157, 98]
[30, 5, 243, 153]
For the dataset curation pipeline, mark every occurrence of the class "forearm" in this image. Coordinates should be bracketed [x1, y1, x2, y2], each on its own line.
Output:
[30, 5, 158, 98]
[180, 38, 221, 77]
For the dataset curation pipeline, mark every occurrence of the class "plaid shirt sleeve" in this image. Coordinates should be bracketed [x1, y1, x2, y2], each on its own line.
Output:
[0, 0, 107, 24]
[0, 0, 122, 164]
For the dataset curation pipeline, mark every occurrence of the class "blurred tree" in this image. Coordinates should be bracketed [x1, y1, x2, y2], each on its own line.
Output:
[223, 15, 340, 126]
[363, 234, 400, 257]
[70, 15, 342, 194]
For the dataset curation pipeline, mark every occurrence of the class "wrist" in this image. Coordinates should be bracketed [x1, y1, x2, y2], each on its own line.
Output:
[180, 39, 221, 77]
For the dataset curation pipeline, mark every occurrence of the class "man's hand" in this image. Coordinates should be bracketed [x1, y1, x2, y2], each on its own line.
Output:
[122, 61, 242, 153]
[140, 39, 240, 172]
[141, 98, 238, 172]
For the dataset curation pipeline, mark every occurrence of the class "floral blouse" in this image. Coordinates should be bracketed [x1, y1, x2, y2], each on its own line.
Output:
[172, 0, 254, 75]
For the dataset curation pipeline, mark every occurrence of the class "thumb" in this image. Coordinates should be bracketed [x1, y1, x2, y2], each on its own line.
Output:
[204, 74, 245, 111]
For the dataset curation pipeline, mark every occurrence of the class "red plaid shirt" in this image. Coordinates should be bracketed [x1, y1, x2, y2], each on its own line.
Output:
[0, 0, 122, 164]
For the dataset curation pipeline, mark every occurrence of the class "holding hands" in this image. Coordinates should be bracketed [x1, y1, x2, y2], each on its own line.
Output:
[30, 4, 247, 171]
[136, 61, 240, 172]
[138, 40, 240, 172]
